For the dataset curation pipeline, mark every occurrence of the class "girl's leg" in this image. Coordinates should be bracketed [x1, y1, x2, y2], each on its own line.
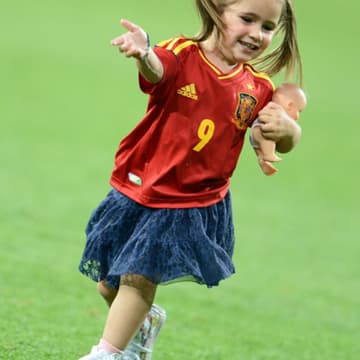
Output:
[97, 279, 166, 359]
[101, 274, 157, 350]
[97, 280, 117, 306]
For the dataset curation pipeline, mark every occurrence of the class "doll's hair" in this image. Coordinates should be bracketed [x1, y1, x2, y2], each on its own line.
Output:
[191, 0, 303, 84]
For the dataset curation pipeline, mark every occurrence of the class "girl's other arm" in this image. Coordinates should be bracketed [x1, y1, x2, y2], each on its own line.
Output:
[111, 19, 164, 84]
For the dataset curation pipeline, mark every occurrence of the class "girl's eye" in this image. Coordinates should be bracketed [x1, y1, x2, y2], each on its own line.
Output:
[240, 16, 253, 23]
[262, 23, 276, 32]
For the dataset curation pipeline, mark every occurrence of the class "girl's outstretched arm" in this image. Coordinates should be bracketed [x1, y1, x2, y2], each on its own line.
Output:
[111, 19, 164, 84]
[257, 102, 302, 153]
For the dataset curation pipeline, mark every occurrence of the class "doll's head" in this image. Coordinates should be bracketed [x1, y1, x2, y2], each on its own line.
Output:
[273, 83, 307, 120]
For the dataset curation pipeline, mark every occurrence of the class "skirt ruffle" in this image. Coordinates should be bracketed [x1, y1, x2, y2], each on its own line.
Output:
[79, 189, 235, 289]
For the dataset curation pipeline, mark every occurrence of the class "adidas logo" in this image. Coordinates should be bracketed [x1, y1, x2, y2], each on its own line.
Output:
[177, 83, 198, 100]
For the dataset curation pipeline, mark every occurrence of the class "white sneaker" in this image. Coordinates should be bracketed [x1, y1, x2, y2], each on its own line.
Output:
[79, 304, 165, 360]
[122, 351, 141, 360]
[79, 346, 140, 360]
[126, 304, 166, 360]
[79, 346, 100, 360]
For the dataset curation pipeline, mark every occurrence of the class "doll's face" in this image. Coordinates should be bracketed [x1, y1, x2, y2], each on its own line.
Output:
[273, 85, 307, 121]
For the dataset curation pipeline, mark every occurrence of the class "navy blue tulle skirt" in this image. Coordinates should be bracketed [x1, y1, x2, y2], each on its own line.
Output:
[78, 188, 235, 289]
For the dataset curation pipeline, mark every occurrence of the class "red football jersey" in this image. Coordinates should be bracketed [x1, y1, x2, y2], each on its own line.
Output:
[110, 38, 274, 208]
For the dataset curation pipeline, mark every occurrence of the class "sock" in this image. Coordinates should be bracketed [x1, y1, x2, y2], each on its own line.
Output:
[98, 338, 122, 354]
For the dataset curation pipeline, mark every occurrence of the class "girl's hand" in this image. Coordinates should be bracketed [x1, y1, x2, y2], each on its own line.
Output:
[111, 19, 149, 59]
[111, 19, 164, 84]
[257, 101, 301, 153]
[257, 102, 291, 142]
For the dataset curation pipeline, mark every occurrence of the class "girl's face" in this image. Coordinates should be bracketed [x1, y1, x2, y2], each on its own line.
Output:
[219, 0, 283, 65]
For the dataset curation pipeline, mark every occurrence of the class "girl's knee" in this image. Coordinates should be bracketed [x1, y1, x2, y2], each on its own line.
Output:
[97, 280, 117, 305]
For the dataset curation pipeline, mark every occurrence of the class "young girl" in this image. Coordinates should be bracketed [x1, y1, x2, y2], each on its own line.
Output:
[78, 0, 303, 358]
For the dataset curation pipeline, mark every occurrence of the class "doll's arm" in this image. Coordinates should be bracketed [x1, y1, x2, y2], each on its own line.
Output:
[254, 148, 278, 176]
[250, 121, 280, 176]
[251, 125, 282, 162]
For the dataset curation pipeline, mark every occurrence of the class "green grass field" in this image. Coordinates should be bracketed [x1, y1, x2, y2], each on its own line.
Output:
[1, 1, 359, 359]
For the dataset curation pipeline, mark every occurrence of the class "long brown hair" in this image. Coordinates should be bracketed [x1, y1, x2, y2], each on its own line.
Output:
[191, 0, 303, 84]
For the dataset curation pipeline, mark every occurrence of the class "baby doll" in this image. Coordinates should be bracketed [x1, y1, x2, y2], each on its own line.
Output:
[250, 83, 307, 175]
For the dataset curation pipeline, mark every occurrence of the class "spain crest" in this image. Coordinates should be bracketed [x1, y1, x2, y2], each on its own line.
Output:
[232, 93, 257, 130]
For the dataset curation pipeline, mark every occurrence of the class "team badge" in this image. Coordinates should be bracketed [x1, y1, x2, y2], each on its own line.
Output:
[232, 93, 258, 130]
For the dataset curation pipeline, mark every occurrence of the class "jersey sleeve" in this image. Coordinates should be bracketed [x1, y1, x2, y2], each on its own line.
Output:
[139, 46, 178, 95]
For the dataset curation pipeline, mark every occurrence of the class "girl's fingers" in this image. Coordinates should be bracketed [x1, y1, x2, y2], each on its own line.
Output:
[111, 19, 144, 45]
[263, 101, 281, 110]
[111, 36, 124, 46]
[111, 19, 138, 46]
[111, 18, 147, 58]
[260, 123, 274, 133]
[120, 19, 138, 33]
[259, 102, 282, 117]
